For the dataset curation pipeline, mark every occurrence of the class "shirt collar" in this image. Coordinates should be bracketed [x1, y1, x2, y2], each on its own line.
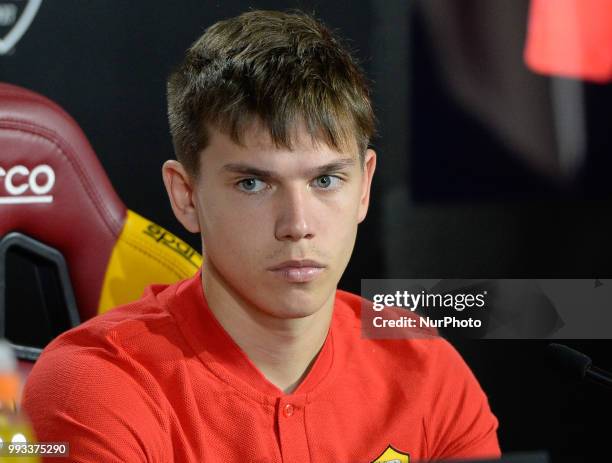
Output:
[162, 268, 337, 405]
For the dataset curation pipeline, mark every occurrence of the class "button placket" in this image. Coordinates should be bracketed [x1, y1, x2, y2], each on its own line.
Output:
[276, 398, 310, 461]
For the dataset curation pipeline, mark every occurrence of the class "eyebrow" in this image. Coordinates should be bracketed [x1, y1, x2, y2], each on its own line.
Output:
[221, 158, 357, 178]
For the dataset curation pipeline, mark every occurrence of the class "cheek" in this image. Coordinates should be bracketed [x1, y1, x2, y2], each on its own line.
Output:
[200, 200, 269, 263]
[329, 187, 362, 228]
[322, 192, 361, 256]
[199, 187, 261, 234]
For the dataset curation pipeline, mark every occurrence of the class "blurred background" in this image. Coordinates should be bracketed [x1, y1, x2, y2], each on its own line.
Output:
[1, 0, 611, 461]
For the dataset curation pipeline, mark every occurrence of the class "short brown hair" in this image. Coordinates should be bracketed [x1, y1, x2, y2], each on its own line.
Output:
[166, 9, 375, 176]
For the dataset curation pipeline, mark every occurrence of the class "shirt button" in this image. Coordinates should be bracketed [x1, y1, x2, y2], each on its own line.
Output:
[283, 403, 294, 417]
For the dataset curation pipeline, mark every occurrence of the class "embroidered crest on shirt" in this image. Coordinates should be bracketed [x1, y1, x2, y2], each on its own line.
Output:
[371, 444, 410, 463]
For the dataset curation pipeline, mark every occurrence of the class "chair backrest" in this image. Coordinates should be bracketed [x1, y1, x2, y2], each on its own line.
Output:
[0, 82, 126, 321]
[0, 82, 201, 361]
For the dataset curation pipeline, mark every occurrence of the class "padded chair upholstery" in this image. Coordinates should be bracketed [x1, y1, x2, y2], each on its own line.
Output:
[0, 82, 201, 329]
[0, 82, 126, 321]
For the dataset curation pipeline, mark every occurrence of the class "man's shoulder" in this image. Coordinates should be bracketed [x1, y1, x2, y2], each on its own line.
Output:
[334, 288, 458, 375]
[22, 281, 191, 426]
[47, 282, 179, 354]
[26, 278, 196, 389]
[21, 286, 179, 459]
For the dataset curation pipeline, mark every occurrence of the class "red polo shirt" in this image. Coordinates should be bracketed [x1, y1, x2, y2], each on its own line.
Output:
[22, 270, 500, 462]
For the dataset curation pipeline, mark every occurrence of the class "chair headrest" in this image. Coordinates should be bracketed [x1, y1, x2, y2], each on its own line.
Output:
[0, 82, 126, 320]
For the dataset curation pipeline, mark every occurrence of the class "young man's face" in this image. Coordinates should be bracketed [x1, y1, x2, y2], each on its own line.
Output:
[183, 121, 375, 319]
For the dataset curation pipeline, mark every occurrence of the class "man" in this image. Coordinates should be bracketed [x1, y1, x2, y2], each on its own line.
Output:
[22, 10, 500, 462]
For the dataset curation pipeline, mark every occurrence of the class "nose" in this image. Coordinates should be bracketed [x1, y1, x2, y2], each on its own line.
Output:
[274, 186, 315, 242]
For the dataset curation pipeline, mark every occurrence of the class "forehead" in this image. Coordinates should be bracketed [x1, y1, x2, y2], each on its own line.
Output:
[202, 120, 360, 170]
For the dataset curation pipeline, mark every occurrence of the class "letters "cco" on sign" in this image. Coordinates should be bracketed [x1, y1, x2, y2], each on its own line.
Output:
[0, 165, 55, 204]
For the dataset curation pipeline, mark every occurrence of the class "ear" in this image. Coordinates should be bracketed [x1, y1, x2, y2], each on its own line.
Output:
[357, 148, 376, 223]
[162, 160, 200, 233]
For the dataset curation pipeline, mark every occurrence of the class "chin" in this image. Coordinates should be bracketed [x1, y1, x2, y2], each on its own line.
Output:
[261, 288, 331, 319]
[270, 308, 319, 320]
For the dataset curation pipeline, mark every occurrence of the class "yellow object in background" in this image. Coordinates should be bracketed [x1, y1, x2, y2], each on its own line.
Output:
[97, 210, 202, 314]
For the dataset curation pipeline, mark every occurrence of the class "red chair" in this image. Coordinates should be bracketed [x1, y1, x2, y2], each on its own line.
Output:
[0, 82, 201, 368]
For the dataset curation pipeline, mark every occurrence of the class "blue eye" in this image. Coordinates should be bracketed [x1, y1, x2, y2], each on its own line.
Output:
[314, 175, 341, 189]
[237, 178, 266, 193]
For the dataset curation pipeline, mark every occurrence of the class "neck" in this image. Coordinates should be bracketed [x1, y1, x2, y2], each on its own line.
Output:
[201, 261, 335, 394]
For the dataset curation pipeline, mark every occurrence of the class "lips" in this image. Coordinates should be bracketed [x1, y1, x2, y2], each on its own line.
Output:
[267, 260, 326, 283]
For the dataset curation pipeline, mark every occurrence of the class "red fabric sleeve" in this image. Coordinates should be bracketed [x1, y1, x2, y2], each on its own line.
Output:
[21, 343, 169, 463]
[425, 339, 501, 460]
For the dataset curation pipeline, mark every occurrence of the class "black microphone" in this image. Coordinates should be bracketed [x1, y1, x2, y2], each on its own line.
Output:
[546, 343, 612, 389]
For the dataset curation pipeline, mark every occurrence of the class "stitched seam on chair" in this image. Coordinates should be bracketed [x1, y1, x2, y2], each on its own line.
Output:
[0, 120, 124, 236]
[122, 217, 201, 277]
[119, 236, 190, 281]
[0, 119, 123, 234]
[135, 233, 201, 270]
